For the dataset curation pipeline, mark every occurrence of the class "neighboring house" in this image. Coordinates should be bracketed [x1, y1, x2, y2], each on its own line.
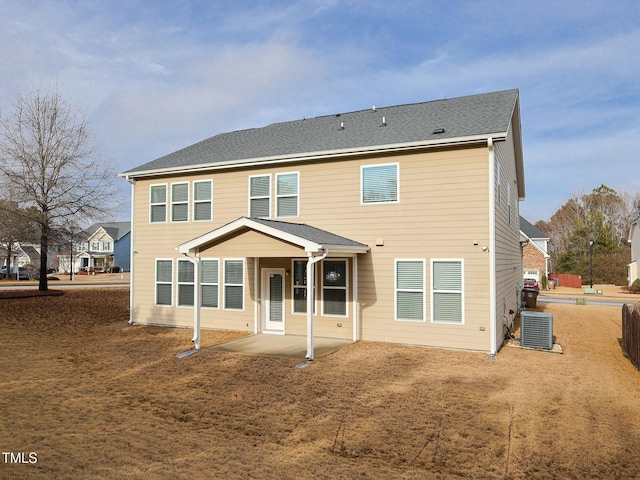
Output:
[629, 217, 640, 286]
[120, 89, 525, 357]
[519, 216, 550, 284]
[59, 222, 131, 273]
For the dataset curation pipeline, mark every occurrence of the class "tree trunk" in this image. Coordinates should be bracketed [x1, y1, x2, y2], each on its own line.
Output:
[4, 244, 12, 280]
[38, 228, 48, 291]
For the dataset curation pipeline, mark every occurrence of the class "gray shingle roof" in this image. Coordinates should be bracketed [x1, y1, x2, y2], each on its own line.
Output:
[124, 89, 519, 175]
[85, 222, 131, 241]
[520, 216, 549, 240]
[248, 217, 368, 249]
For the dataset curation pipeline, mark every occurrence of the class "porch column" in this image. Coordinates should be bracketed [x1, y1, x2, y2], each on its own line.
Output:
[306, 249, 328, 360]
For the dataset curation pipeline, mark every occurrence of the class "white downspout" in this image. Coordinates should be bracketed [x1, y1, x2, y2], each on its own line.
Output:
[306, 248, 329, 360]
[127, 177, 136, 325]
[352, 255, 358, 342]
[182, 252, 201, 350]
[254, 257, 259, 334]
[488, 138, 497, 356]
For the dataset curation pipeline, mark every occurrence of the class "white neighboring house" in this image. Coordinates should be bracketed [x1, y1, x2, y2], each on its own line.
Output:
[629, 217, 640, 286]
[0, 243, 42, 279]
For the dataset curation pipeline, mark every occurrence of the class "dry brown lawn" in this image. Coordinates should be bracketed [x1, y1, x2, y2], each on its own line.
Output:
[1, 288, 640, 479]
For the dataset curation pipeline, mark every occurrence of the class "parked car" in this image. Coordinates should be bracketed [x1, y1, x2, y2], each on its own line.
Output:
[523, 278, 539, 290]
[1, 266, 31, 280]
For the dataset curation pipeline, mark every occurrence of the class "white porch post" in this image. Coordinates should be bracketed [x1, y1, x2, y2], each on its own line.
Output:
[306, 253, 315, 360]
[306, 249, 328, 360]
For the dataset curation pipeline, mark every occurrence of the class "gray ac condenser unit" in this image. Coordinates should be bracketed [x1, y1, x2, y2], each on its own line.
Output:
[520, 311, 553, 350]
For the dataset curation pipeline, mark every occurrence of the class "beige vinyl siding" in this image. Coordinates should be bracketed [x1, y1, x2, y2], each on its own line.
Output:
[494, 120, 524, 349]
[131, 144, 496, 350]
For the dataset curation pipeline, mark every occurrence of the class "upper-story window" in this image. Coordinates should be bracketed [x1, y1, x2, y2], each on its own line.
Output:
[91, 241, 99, 251]
[193, 180, 213, 221]
[361, 163, 399, 204]
[276, 172, 299, 218]
[103, 241, 111, 251]
[249, 175, 271, 218]
[150, 184, 167, 223]
[171, 182, 189, 222]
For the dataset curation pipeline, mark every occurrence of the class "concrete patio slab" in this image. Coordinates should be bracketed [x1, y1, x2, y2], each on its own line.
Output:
[204, 334, 352, 359]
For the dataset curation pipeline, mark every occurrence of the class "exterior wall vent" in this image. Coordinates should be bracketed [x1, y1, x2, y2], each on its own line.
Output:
[520, 311, 553, 349]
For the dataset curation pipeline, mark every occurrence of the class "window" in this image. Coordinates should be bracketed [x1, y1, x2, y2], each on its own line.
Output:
[361, 163, 398, 204]
[103, 241, 111, 251]
[224, 259, 244, 310]
[150, 184, 167, 223]
[171, 182, 189, 222]
[395, 260, 425, 321]
[322, 260, 347, 316]
[91, 241, 99, 251]
[177, 260, 195, 307]
[193, 180, 213, 221]
[432, 260, 463, 324]
[276, 172, 299, 218]
[201, 259, 219, 308]
[292, 259, 315, 314]
[155, 260, 173, 306]
[249, 175, 271, 218]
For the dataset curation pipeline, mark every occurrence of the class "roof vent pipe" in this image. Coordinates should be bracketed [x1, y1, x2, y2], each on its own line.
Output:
[381, 116, 387, 127]
[339, 121, 344, 130]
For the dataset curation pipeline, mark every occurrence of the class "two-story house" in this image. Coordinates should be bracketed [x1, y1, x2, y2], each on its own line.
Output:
[60, 222, 131, 273]
[520, 216, 550, 284]
[120, 89, 525, 358]
[629, 217, 640, 286]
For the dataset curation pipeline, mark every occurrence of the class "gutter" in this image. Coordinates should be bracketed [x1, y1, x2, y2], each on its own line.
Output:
[119, 133, 507, 180]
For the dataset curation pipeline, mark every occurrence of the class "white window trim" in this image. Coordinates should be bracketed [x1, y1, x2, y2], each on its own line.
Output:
[431, 258, 465, 325]
[149, 183, 168, 224]
[200, 258, 220, 309]
[360, 162, 400, 205]
[155, 258, 173, 307]
[276, 171, 300, 218]
[171, 181, 190, 223]
[193, 179, 213, 222]
[223, 258, 245, 311]
[394, 258, 426, 322]
[177, 259, 195, 308]
[321, 258, 349, 317]
[248, 174, 271, 218]
[291, 258, 316, 315]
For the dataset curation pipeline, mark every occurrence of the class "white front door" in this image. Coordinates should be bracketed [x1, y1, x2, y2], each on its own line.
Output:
[262, 268, 285, 333]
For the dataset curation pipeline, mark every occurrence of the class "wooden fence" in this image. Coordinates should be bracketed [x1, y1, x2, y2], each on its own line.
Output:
[622, 304, 640, 371]
[548, 273, 583, 288]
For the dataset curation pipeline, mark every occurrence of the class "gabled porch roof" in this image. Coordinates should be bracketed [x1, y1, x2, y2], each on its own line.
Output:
[176, 217, 369, 255]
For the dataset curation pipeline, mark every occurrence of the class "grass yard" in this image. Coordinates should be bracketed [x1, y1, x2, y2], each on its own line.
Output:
[1, 288, 640, 479]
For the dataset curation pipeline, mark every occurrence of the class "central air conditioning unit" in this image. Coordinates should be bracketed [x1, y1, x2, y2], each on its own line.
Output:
[520, 311, 553, 350]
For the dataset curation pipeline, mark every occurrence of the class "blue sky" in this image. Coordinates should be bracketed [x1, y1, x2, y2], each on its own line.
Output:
[1, 0, 638, 222]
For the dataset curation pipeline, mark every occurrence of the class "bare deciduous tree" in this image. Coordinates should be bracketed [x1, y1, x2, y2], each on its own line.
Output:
[0, 88, 117, 290]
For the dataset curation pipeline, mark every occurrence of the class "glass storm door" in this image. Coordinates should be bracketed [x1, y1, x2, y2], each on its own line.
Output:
[262, 269, 285, 333]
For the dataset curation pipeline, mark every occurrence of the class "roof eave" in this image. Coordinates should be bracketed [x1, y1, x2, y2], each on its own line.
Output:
[120, 133, 506, 180]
